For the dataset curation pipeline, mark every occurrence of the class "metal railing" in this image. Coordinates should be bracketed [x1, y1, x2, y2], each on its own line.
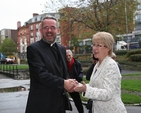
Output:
[0, 64, 29, 79]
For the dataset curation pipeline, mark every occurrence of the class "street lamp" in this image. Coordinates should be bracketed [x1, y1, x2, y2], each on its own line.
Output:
[125, 0, 129, 50]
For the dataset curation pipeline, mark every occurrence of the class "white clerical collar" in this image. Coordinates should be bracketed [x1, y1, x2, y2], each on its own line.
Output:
[50, 42, 56, 47]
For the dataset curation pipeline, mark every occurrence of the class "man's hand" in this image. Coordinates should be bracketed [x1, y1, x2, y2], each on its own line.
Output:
[64, 79, 78, 92]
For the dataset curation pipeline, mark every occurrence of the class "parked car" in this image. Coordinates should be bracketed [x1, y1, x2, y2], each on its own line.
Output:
[0, 53, 15, 64]
[129, 42, 140, 49]
[5, 58, 15, 64]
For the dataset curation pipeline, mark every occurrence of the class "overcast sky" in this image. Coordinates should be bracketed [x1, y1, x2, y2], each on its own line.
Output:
[0, 0, 47, 30]
[0, 0, 104, 30]
[0, 0, 81, 30]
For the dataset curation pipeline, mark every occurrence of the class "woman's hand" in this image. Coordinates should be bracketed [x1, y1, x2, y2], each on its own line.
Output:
[74, 81, 86, 92]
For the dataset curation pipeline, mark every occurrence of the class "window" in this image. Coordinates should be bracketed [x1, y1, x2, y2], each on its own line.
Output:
[37, 16, 41, 21]
[30, 25, 33, 30]
[30, 32, 33, 38]
[36, 24, 39, 29]
[135, 14, 141, 21]
[55, 14, 60, 19]
[56, 35, 61, 43]
[30, 38, 34, 44]
[137, 4, 141, 10]
[32, 17, 36, 22]
[79, 41, 83, 46]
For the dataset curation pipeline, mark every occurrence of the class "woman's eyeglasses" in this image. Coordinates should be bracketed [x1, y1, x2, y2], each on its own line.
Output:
[92, 44, 106, 48]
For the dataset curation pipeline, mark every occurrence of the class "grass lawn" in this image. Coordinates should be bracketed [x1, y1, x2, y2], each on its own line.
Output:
[122, 80, 141, 92]
[0, 64, 29, 71]
[122, 93, 141, 104]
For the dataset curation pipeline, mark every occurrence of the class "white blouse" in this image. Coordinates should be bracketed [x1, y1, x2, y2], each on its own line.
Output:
[84, 56, 127, 113]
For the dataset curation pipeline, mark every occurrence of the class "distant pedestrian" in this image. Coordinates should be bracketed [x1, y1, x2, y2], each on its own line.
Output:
[111, 52, 122, 73]
[86, 54, 98, 81]
[66, 49, 84, 113]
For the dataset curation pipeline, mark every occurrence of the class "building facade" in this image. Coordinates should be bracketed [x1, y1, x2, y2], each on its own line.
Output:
[132, 1, 141, 42]
[120, 1, 141, 43]
[0, 29, 17, 44]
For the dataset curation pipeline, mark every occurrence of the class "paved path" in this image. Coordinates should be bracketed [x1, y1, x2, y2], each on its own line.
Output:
[0, 90, 141, 113]
[122, 70, 141, 74]
[0, 72, 141, 113]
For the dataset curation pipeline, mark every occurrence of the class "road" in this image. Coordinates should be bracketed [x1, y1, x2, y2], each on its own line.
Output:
[121, 70, 141, 74]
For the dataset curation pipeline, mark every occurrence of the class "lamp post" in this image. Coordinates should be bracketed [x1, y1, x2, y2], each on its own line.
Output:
[125, 0, 129, 50]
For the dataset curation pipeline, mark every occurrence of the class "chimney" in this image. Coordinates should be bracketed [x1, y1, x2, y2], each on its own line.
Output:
[33, 13, 39, 17]
[17, 21, 21, 29]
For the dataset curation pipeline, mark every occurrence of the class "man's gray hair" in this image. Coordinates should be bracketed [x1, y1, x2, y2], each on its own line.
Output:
[41, 15, 58, 27]
[66, 49, 73, 56]
[42, 15, 57, 21]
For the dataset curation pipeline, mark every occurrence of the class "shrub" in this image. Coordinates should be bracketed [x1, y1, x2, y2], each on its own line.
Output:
[74, 54, 91, 62]
[114, 50, 128, 55]
[20, 59, 27, 64]
[126, 49, 141, 57]
[130, 54, 141, 62]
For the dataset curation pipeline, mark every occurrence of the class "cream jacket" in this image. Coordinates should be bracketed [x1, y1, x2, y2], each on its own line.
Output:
[84, 56, 127, 113]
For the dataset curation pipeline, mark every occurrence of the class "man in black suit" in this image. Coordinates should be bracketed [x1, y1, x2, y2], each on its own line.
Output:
[25, 16, 78, 113]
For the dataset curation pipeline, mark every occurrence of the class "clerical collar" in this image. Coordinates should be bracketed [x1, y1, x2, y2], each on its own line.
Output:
[42, 38, 56, 47]
[50, 42, 56, 47]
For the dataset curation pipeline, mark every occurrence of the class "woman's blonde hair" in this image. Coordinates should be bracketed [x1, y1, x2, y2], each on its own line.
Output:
[92, 32, 115, 56]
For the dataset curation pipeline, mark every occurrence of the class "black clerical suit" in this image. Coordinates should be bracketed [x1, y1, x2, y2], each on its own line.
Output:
[25, 39, 72, 113]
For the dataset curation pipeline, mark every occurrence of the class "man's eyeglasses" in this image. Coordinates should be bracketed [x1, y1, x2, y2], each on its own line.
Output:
[92, 44, 106, 48]
[43, 26, 57, 30]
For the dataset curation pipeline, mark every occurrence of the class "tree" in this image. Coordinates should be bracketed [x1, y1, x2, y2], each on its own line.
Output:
[44, 0, 138, 37]
[0, 38, 17, 55]
[70, 36, 80, 53]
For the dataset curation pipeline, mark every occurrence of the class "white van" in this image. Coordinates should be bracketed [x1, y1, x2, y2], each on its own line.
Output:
[116, 41, 127, 50]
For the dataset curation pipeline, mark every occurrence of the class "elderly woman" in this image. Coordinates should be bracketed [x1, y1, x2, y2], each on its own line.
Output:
[74, 32, 127, 113]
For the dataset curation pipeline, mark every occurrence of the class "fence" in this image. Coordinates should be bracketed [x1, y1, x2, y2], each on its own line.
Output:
[0, 64, 29, 79]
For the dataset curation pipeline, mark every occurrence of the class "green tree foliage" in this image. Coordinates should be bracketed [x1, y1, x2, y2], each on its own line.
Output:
[0, 38, 17, 55]
[70, 36, 80, 52]
[70, 36, 79, 47]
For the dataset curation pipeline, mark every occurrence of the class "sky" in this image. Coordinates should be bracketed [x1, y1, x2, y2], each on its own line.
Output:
[0, 0, 47, 30]
[0, 0, 81, 30]
[0, 0, 103, 30]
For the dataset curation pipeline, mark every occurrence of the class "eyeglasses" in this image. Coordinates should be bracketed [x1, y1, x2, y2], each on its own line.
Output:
[43, 26, 57, 30]
[92, 44, 106, 48]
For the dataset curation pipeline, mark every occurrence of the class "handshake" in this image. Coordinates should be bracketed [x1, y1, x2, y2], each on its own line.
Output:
[64, 79, 86, 92]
